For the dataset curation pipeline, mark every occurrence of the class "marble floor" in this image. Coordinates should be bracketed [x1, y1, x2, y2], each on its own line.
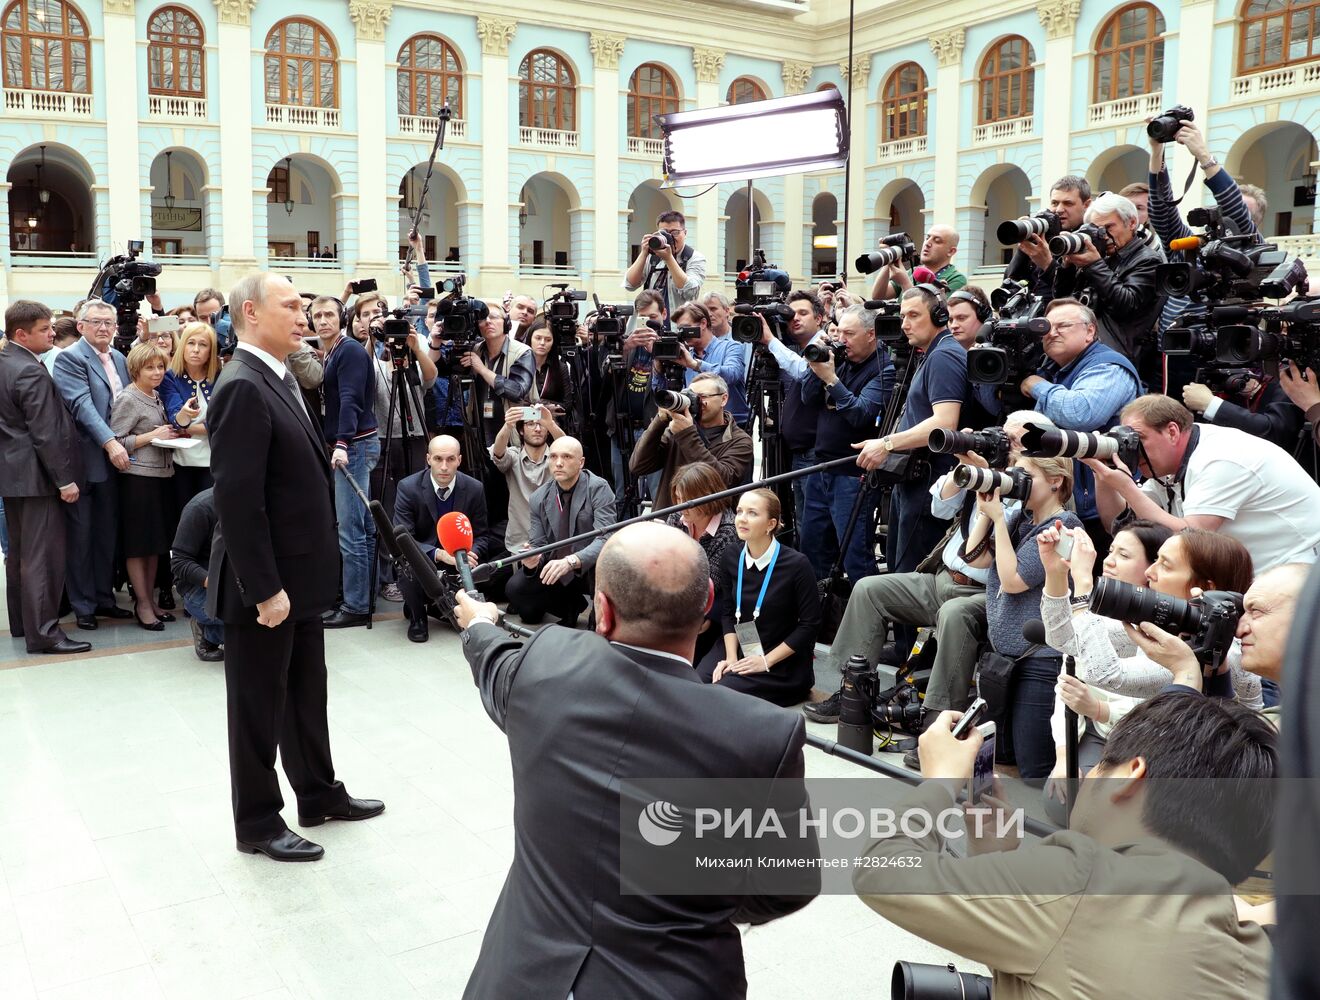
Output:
[0, 588, 986, 999]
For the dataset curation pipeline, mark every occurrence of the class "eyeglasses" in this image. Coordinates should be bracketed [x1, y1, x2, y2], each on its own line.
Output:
[693, 391, 725, 399]
[153, 333, 173, 341]
[83, 319, 115, 329]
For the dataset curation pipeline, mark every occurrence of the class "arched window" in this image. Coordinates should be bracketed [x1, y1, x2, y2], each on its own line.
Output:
[979, 35, 1034, 123]
[1240, 0, 1320, 72]
[1, 0, 89, 93]
[147, 6, 204, 97]
[519, 49, 575, 131]
[881, 62, 927, 141]
[1094, 4, 1164, 102]
[397, 33, 462, 118]
[264, 18, 337, 108]
[628, 63, 679, 138]
[727, 77, 767, 104]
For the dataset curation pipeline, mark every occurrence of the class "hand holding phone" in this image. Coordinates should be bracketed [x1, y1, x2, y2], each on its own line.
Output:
[521, 406, 541, 422]
[1054, 532, 1075, 561]
[969, 722, 997, 803]
[950, 697, 988, 740]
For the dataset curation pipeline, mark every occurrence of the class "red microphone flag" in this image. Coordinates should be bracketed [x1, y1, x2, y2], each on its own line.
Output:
[437, 511, 474, 556]
[911, 265, 937, 285]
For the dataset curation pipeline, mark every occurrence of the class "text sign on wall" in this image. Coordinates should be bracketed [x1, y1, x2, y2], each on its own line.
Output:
[151, 206, 203, 231]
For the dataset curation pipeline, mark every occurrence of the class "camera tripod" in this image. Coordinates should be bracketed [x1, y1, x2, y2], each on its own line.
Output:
[746, 346, 795, 543]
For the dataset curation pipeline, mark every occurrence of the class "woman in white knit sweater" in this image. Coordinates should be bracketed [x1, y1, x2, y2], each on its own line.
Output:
[1035, 521, 1261, 821]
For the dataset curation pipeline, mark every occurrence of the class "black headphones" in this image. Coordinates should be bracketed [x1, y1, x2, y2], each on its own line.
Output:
[947, 288, 991, 323]
[305, 296, 347, 332]
[913, 282, 949, 328]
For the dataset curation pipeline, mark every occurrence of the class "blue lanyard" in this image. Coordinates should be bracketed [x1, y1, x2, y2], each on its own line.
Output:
[735, 541, 779, 623]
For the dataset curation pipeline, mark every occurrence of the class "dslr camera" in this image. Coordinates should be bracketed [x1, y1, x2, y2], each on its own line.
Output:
[996, 210, 1062, 246]
[647, 229, 677, 254]
[730, 250, 793, 344]
[1050, 222, 1113, 258]
[1089, 577, 1244, 667]
[654, 386, 701, 415]
[967, 316, 1051, 385]
[1020, 422, 1142, 469]
[855, 232, 916, 274]
[803, 340, 847, 366]
[928, 427, 1012, 469]
[1147, 104, 1194, 143]
[951, 463, 1032, 502]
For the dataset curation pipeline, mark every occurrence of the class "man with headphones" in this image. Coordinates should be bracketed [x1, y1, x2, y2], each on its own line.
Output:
[855, 284, 969, 654]
[946, 286, 1002, 431]
[313, 293, 380, 629]
[460, 300, 534, 448]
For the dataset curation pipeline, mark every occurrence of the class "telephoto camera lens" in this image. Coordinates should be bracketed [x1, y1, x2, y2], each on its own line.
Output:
[892, 962, 992, 1000]
[1089, 577, 1200, 634]
[837, 655, 877, 755]
[928, 427, 1011, 467]
[654, 387, 698, 414]
[995, 210, 1060, 246]
[951, 464, 1032, 501]
[855, 245, 907, 274]
[1049, 231, 1090, 256]
[1019, 425, 1117, 461]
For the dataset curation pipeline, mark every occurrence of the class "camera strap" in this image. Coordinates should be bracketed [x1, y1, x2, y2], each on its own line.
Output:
[1167, 159, 1200, 208]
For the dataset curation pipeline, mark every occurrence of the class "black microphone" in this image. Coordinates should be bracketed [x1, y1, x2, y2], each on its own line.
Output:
[1022, 619, 1048, 647]
[371, 501, 403, 563]
[395, 528, 445, 604]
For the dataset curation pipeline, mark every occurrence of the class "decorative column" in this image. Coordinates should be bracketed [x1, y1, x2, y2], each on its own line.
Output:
[350, 0, 392, 269]
[929, 29, 965, 227]
[103, 0, 143, 251]
[477, 16, 517, 285]
[692, 46, 725, 280]
[1037, 0, 1081, 192]
[781, 61, 813, 280]
[1175, 0, 1216, 207]
[838, 58, 870, 280]
[213, 0, 259, 268]
[590, 31, 626, 284]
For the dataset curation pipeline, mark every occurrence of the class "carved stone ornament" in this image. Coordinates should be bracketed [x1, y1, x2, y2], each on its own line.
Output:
[476, 16, 517, 56]
[590, 32, 626, 70]
[929, 28, 966, 68]
[103, 0, 134, 16]
[212, 0, 257, 26]
[692, 47, 726, 85]
[349, 0, 392, 42]
[1037, 0, 1082, 39]
[782, 60, 813, 95]
[837, 60, 870, 89]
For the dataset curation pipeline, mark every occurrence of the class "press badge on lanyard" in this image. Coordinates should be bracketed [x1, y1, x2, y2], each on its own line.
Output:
[734, 541, 779, 658]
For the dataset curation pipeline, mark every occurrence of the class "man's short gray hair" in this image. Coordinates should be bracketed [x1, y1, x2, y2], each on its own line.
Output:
[839, 303, 876, 335]
[1045, 297, 1099, 330]
[702, 292, 732, 310]
[228, 273, 273, 334]
[692, 373, 729, 396]
[1085, 192, 1139, 228]
[77, 298, 114, 322]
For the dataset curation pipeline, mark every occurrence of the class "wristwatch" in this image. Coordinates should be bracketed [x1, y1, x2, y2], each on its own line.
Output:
[882, 436, 894, 452]
[1199, 156, 1218, 171]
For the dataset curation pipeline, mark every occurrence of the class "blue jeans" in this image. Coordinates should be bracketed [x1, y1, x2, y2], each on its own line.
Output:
[179, 582, 224, 646]
[1011, 655, 1062, 785]
[801, 471, 877, 582]
[611, 427, 660, 508]
[333, 436, 381, 614]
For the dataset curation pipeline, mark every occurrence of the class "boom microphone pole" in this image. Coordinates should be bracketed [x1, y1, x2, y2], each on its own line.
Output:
[473, 453, 863, 581]
[401, 103, 453, 278]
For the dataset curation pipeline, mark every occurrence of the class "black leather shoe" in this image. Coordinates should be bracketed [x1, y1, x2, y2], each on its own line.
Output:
[158, 589, 176, 610]
[191, 619, 224, 662]
[236, 830, 324, 862]
[299, 797, 385, 827]
[39, 638, 92, 654]
[95, 605, 134, 620]
[136, 612, 165, 632]
[321, 609, 370, 628]
[157, 612, 175, 623]
[75, 614, 98, 630]
[407, 618, 428, 643]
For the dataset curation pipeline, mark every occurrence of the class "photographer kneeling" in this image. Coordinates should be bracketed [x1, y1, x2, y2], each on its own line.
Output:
[855, 694, 1277, 998]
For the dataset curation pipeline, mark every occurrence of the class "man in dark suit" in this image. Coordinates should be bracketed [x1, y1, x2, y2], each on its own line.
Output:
[51, 299, 135, 630]
[506, 435, 616, 626]
[206, 273, 383, 863]
[453, 522, 819, 999]
[392, 433, 495, 643]
[0, 301, 90, 655]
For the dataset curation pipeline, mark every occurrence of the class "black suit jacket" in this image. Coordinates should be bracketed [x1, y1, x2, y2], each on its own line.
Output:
[205, 349, 339, 623]
[392, 468, 493, 563]
[0, 344, 82, 496]
[459, 623, 819, 1000]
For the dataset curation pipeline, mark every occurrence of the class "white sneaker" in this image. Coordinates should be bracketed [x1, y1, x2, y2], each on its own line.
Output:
[379, 583, 404, 603]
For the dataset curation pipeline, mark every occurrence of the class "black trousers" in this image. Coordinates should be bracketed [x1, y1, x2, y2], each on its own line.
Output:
[3, 494, 69, 651]
[223, 615, 349, 841]
[64, 477, 117, 616]
[505, 567, 588, 625]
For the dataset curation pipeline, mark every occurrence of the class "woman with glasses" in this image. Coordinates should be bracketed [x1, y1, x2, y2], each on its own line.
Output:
[161, 322, 219, 504]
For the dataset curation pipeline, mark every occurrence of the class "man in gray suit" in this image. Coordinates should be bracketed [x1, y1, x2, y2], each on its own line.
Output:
[505, 435, 615, 625]
[52, 299, 134, 629]
[454, 522, 819, 999]
[0, 301, 90, 654]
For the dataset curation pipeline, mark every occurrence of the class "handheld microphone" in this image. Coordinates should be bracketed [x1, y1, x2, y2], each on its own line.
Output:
[395, 528, 445, 604]
[1022, 619, 1048, 647]
[911, 265, 937, 285]
[437, 511, 482, 597]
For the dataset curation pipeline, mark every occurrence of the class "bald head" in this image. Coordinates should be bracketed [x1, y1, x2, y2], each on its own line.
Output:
[596, 523, 710, 645]
[920, 225, 960, 270]
[427, 434, 462, 487]
[549, 435, 585, 489]
[1237, 563, 1312, 683]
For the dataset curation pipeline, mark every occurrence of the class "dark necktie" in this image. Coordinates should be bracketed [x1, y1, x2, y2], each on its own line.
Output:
[281, 370, 311, 424]
[554, 486, 575, 561]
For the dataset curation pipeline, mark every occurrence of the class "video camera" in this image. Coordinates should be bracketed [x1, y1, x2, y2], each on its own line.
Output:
[951, 463, 1032, 501]
[928, 427, 1012, 469]
[1020, 423, 1142, 469]
[855, 232, 916, 274]
[731, 249, 793, 344]
[545, 284, 588, 353]
[988, 278, 1046, 321]
[1089, 578, 1243, 668]
[996, 210, 1062, 247]
[653, 322, 702, 363]
[434, 273, 488, 346]
[967, 316, 1051, 385]
[589, 293, 634, 340]
[89, 239, 163, 354]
